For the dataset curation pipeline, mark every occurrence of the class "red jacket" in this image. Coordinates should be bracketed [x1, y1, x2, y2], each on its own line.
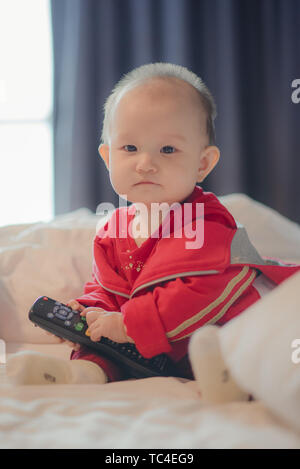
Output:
[76, 186, 300, 361]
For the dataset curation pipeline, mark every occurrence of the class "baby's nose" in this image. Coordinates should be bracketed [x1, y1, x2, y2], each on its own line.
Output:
[136, 152, 157, 171]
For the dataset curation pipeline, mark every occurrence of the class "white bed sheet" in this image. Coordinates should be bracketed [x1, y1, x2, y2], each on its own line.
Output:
[1, 344, 300, 449]
[1, 194, 300, 449]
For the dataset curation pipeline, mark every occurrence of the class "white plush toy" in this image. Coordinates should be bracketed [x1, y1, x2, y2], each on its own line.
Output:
[189, 324, 251, 404]
[188, 269, 300, 439]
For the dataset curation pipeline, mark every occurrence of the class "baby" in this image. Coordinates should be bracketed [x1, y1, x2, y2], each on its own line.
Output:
[7, 62, 300, 387]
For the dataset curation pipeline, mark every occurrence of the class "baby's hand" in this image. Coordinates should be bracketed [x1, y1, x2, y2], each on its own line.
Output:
[67, 299, 85, 313]
[82, 308, 134, 344]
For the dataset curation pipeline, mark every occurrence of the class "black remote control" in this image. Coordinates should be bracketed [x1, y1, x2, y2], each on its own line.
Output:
[28, 296, 179, 379]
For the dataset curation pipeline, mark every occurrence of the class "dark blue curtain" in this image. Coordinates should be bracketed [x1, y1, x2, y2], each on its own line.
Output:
[51, 0, 300, 223]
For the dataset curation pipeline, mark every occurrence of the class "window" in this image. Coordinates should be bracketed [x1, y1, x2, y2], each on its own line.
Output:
[0, 0, 53, 227]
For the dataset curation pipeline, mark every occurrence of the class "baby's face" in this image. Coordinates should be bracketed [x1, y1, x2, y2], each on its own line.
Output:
[99, 78, 219, 209]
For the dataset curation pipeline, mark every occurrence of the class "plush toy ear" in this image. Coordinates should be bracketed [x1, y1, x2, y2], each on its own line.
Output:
[189, 325, 250, 403]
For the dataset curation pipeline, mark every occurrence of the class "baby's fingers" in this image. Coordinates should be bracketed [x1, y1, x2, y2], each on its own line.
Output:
[45, 331, 64, 343]
[81, 306, 106, 318]
[67, 300, 85, 312]
[65, 340, 81, 351]
[89, 326, 102, 342]
[85, 310, 104, 326]
[44, 331, 79, 350]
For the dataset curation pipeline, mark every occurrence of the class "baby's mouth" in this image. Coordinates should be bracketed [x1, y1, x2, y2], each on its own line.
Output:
[134, 181, 158, 185]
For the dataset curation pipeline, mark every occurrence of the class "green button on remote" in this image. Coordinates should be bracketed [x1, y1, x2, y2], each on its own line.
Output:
[74, 322, 84, 331]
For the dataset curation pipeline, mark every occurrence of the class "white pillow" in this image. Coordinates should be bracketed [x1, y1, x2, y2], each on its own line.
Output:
[219, 193, 300, 262]
[0, 209, 98, 343]
[218, 270, 300, 433]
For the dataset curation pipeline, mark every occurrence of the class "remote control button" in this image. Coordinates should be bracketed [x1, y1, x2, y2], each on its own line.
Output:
[74, 322, 84, 331]
[85, 328, 90, 336]
[64, 320, 71, 326]
[47, 313, 54, 319]
[53, 308, 74, 321]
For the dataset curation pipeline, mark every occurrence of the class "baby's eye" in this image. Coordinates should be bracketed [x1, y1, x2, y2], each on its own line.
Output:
[122, 145, 176, 154]
[123, 145, 137, 152]
[161, 146, 175, 154]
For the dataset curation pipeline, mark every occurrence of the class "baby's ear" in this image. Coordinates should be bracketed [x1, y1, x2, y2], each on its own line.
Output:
[99, 144, 109, 170]
[197, 146, 220, 183]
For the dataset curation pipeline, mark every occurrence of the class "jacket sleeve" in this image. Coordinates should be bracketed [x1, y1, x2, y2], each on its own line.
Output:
[75, 273, 121, 311]
[75, 213, 122, 311]
[121, 265, 257, 358]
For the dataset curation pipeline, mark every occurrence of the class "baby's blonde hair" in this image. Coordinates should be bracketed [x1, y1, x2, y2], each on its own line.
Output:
[100, 62, 217, 146]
